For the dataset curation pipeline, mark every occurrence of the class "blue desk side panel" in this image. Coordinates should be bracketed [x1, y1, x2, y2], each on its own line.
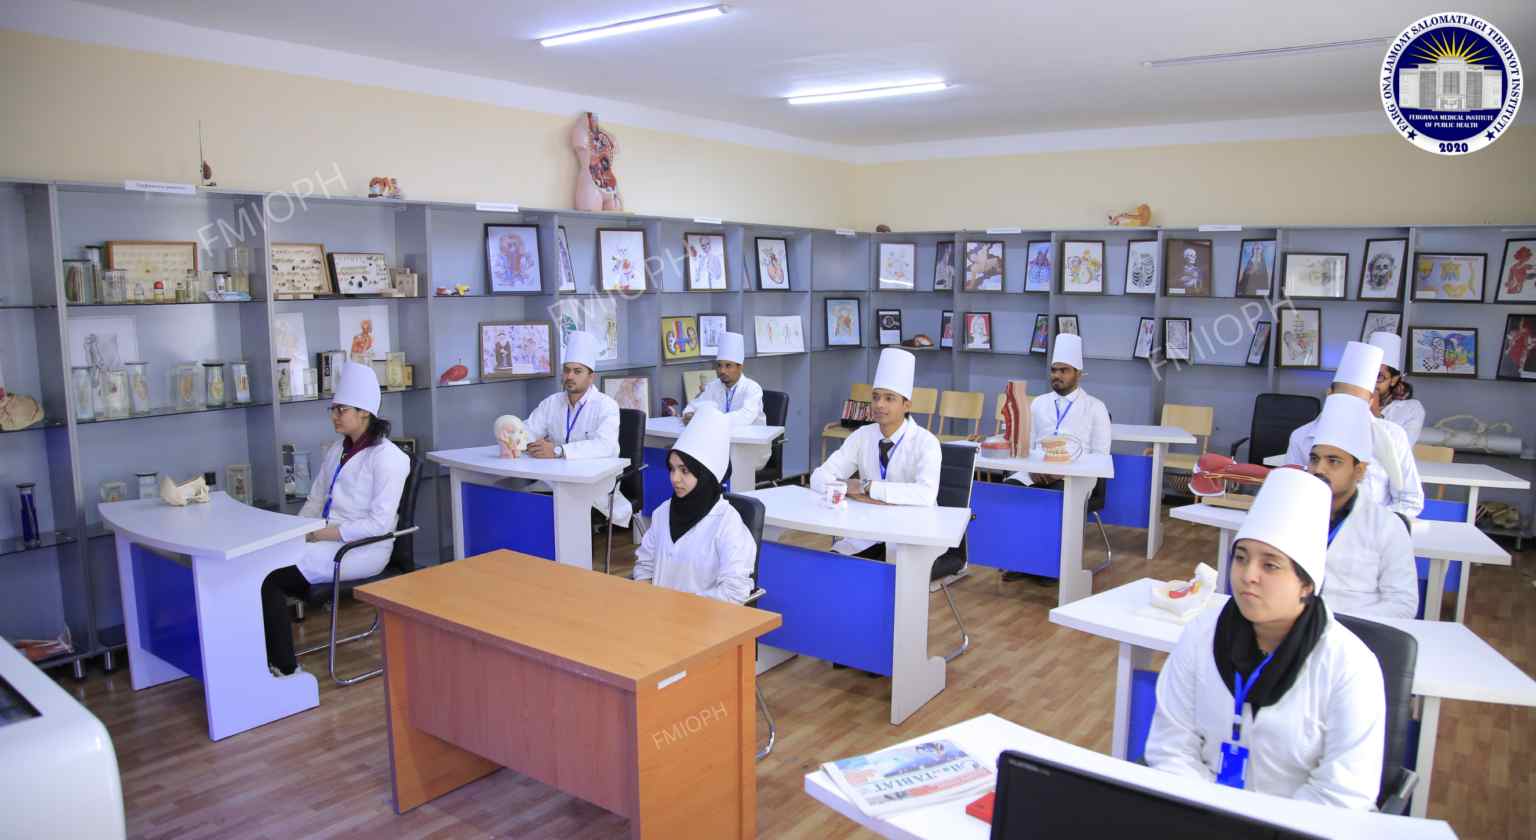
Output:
[643, 447, 671, 517]
[756, 542, 895, 676]
[1415, 499, 1468, 616]
[1100, 454, 1152, 529]
[969, 481, 1063, 576]
[131, 543, 203, 681]
[1128, 668, 1160, 764]
[462, 483, 556, 561]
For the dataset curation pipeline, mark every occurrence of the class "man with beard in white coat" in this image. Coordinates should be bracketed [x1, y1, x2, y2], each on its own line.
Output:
[523, 331, 632, 528]
[682, 331, 769, 478]
[1004, 333, 1112, 486]
[1145, 468, 1386, 810]
[633, 403, 755, 604]
[1368, 331, 1426, 446]
[261, 362, 411, 676]
[810, 347, 942, 559]
[1285, 340, 1423, 519]
[1308, 394, 1419, 619]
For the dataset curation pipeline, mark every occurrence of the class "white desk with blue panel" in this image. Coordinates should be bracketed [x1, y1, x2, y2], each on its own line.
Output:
[804, 712, 1456, 840]
[969, 450, 1115, 606]
[427, 445, 627, 569]
[0, 637, 126, 839]
[1049, 577, 1536, 819]
[741, 484, 971, 725]
[100, 492, 323, 740]
[1170, 502, 1511, 622]
[644, 415, 784, 491]
[1110, 423, 1198, 560]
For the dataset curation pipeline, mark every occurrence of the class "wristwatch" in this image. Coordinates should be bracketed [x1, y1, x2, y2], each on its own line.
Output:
[554, 445, 565, 458]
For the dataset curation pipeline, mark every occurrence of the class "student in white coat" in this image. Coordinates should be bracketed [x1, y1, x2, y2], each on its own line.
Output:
[633, 404, 756, 604]
[1307, 395, 1419, 619]
[1146, 468, 1387, 811]
[522, 331, 632, 528]
[1285, 340, 1423, 518]
[809, 347, 942, 559]
[1367, 331, 1426, 446]
[261, 362, 411, 676]
[682, 331, 770, 476]
[1004, 334, 1112, 487]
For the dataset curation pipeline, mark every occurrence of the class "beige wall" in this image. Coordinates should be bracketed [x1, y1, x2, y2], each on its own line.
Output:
[0, 30, 856, 229]
[2, 28, 1532, 233]
[851, 127, 1536, 231]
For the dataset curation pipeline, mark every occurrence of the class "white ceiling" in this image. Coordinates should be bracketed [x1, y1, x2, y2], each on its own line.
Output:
[77, 0, 1536, 146]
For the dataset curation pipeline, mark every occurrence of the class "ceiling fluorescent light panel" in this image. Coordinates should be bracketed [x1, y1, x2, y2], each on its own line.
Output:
[540, 5, 727, 47]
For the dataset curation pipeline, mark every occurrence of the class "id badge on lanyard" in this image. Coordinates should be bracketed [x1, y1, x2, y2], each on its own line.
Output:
[1217, 651, 1273, 790]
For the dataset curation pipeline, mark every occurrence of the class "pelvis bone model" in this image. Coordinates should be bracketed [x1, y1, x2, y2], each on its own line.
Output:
[160, 474, 210, 507]
[494, 414, 531, 458]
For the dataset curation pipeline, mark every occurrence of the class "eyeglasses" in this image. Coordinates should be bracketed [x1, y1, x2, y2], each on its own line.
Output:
[328, 405, 355, 415]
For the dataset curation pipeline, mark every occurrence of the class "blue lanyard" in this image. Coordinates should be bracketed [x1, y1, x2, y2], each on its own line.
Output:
[1217, 651, 1275, 789]
[1326, 514, 1345, 547]
[1053, 397, 1074, 434]
[565, 400, 586, 444]
[724, 384, 737, 412]
[320, 460, 345, 519]
[878, 428, 906, 481]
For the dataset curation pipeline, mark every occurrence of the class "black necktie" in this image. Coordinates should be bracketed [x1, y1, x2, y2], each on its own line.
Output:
[879, 439, 894, 472]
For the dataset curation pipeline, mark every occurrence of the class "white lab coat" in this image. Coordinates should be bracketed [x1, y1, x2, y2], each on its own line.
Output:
[1324, 495, 1419, 619]
[1006, 387, 1112, 486]
[809, 417, 942, 554]
[524, 386, 632, 527]
[294, 438, 411, 584]
[683, 374, 770, 472]
[1145, 602, 1386, 811]
[1286, 415, 1423, 519]
[1381, 399, 1426, 446]
[633, 497, 756, 604]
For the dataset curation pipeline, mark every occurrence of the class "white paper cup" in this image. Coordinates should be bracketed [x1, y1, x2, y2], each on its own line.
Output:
[823, 480, 847, 507]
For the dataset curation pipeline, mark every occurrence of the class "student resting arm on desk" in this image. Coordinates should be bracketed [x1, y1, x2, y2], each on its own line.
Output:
[1307, 394, 1419, 619]
[519, 331, 632, 527]
[809, 348, 941, 558]
[1004, 334, 1111, 487]
[633, 404, 755, 604]
[1145, 468, 1386, 810]
[261, 362, 410, 677]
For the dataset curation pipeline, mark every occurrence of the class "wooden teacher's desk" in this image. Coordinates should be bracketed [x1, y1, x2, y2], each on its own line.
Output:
[356, 550, 780, 839]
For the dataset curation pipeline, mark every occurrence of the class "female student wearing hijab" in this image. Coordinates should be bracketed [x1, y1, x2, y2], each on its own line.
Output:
[260, 362, 411, 676]
[1368, 331, 1426, 446]
[1145, 468, 1387, 810]
[632, 404, 756, 604]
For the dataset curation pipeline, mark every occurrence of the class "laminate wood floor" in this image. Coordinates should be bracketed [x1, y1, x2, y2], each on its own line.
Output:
[55, 517, 1536, 839]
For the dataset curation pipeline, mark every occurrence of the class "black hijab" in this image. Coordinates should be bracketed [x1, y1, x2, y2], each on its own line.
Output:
[668, 449, 721, 541]
[1212, 594, 1327, 717]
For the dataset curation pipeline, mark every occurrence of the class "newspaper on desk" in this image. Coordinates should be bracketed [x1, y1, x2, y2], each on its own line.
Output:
[822, 739, 994, 817]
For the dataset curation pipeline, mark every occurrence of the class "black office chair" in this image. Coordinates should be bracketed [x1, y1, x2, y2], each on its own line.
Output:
[754, 390, 790, 488]
[295, 450, 423, 686]
[724, 492, 776, 760]
[934, 443, 978, 661]
[1335, 614, 1420, 816]
[603, 408, 649, 574]
[1229, 393, 1320, 465]
[1086, 469, 1114, 572]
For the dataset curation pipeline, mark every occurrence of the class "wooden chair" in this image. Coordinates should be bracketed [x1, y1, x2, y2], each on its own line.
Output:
[937, 390, 986, 442]
[820, 382, 872, 461]
[1413, 443, 1453, 500]
[910, 386, 939, 432]
[1155, 403, 1214, 475]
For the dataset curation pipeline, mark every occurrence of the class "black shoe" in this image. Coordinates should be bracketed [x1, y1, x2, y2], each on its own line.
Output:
[1001, 571, 1057, 586]
[1001, 571, 1028, 582]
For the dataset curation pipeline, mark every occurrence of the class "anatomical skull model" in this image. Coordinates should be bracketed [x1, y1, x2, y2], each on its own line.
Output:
[494, 414, 530, 458]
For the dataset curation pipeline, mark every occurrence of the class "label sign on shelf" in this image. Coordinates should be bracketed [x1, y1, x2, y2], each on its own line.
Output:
[1197, 224, 1243, 232]
[692, 217, 722, 225]
[475, 202, 520, 213]
[124, 180, 196, 195]
[985, 227, 1023, 235]
[835, 229, 857, 237]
